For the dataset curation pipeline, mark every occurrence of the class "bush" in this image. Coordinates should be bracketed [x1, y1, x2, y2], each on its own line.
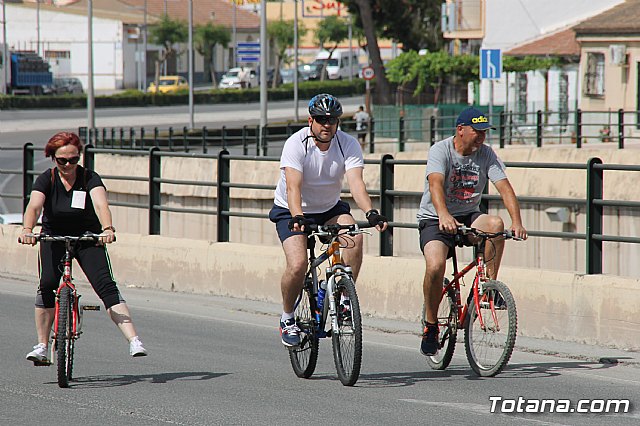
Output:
[0, 79, 366, 109]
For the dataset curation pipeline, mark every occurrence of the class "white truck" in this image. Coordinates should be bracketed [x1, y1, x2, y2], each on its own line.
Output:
[314, 49, 360, 80]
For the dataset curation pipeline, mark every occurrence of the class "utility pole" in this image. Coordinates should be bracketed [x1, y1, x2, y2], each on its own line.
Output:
[259, 0, 267, 152]
[293, 0, 299, 121]
[188, 0, 194, 129]
[87, 0, 95, 130]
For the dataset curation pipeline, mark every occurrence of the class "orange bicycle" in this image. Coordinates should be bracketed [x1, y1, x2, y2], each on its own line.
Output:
[422, 226, 521, 377]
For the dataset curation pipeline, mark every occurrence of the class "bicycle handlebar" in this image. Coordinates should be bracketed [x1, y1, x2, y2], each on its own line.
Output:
[457, 226, 523, 241]
[305, 223, 372, 238]
[22, 232, 115, 243]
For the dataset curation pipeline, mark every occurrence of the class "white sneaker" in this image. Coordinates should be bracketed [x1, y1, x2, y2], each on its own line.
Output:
[26, 343, 49, 363]
[129, 337, 148, 357]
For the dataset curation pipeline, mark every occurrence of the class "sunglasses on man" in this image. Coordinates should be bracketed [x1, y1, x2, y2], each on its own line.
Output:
[54, 156, 81, 165]
[314, 116, 339, 125]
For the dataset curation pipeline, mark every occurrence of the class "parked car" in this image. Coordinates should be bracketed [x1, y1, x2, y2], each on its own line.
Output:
[300, 61, 327, 81]
[148, 76, 189, 94]
[53, 77, 84, 95]
[218, 67, 258, 89]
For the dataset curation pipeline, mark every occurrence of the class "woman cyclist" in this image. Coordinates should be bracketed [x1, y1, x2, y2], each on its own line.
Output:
[19, 131, 147, 364]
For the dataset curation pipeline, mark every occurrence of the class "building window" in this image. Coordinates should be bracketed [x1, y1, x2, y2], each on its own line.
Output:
[584, 52, 604, 96]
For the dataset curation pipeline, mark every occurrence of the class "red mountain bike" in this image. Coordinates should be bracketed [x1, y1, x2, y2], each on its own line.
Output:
[29, 233, 103, 388]
[422, 226, 521, 377]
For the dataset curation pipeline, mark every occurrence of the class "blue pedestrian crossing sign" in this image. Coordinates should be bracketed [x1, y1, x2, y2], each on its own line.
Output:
[237, 42, 260, 63]
[480, 49, 501, 80]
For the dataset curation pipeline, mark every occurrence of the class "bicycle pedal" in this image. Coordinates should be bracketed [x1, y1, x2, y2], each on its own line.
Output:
[81, 305, 101, 311]
[33, 360, 52, 367]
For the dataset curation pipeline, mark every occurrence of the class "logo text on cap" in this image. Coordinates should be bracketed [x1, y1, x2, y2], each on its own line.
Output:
[471, 116, 488, 123]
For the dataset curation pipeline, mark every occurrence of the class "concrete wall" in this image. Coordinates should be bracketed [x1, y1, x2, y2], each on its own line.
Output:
[95, 145, 640, 277]
[1, 224, 638, 351]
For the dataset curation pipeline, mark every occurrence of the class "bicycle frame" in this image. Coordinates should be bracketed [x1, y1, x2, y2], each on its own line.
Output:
[443, 234, 494, 332]
[306, 234, 353, 337]
[51, 239, 81, 360]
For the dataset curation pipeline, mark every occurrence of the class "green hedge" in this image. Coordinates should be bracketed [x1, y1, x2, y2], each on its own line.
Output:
[0, 80, 366, 109]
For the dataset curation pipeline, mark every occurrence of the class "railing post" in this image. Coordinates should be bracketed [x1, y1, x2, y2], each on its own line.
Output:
[110, 128, 115, 148]
[369, 118, 375, 154]
[22, 143, 34, 212]
[221, 125, 227, 150]
[217, 149, 230, 242]
[168, 126, 174, 151]
[119, 127, 124, 149]
[379, 154, 394, 256]
[130, 127, 135, 148]
[586, 157, 603, 274]
[536, 109, 543, 148]
[183, 126, 189, 152]
[575, 109, 582, 148]
[262, 125, 268, 156]
[202, 126, 208, 154]
[242, 125, 248, 156]
[429, 115, 436, 146]
[148, 147, 161, 235]
[618, 108, 624, 149]
[83, 144, 94, 171]
[154, 127, 159, 147]
[255, 124, 260, 156]
[102, 128, 107, 148]
[78, 126, 87, 144]
[499, 111, 505, 148]
[140, 127, 146, 150]
[398, 116, 405, 152]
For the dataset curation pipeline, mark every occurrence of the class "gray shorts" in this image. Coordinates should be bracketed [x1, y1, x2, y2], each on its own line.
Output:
[418, 211, 484, 258]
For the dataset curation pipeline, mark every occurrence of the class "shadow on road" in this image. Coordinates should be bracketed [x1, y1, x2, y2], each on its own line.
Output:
[348, 360, 621, 388]
[66, 371, 228, 388]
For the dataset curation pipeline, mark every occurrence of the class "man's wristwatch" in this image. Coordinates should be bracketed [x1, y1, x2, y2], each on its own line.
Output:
[102, 225, 116, 233]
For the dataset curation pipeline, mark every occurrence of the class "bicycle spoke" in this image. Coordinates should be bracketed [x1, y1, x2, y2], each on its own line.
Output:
[332, 277, 362, 386]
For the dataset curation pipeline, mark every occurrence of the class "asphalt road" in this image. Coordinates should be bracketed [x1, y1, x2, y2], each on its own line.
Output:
[0, 96, 366, 214]
[1, 275, 638, 425]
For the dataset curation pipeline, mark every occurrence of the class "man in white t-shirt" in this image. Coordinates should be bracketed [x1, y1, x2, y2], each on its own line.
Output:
[269, 93, 388, 347]
[353, 105, 370, 151]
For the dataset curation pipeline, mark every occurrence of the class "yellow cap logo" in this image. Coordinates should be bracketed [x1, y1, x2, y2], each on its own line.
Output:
[471, 116, 488, 123]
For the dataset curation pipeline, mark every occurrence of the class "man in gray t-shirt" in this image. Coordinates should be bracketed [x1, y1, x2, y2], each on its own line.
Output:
[417, 107, 527, 357]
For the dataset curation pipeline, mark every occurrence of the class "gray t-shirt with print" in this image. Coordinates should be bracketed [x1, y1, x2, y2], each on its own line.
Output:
[417, 136, 508, 221]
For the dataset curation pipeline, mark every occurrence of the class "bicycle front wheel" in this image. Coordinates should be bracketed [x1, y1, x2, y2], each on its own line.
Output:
[331, 277, 362, 386]
[288, 288, 319, 378]
[423, 278, 458, 370]
[56, 287, 73, 388]
[464, 280, 517, 377]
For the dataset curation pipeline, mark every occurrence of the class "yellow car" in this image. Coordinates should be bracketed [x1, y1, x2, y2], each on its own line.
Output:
[148, 76, 189, 94]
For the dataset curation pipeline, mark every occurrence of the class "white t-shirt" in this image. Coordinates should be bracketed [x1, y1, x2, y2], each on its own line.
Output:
[354, 110, 370, 131]
[274, 127, 364, 214]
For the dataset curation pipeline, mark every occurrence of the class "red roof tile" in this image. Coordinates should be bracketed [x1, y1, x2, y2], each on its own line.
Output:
[505, 27, 580, 57]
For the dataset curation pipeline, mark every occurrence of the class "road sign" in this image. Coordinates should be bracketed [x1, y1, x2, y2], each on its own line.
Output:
[236, 42, 260, 64]
[362, 66, 375, 80]
[480, 48, 501, 80]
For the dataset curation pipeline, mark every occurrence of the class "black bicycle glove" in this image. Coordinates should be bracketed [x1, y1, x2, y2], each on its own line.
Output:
[288, 215, 308, 231]
[366, 209, 387, 228]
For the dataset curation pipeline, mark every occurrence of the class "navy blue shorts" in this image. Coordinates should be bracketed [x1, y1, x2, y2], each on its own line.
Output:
[269, 200, 352, 243]
[418, 211, 484, 258]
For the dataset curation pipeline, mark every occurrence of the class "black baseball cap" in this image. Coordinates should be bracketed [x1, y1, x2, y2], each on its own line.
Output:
[455, 107, 495, 130]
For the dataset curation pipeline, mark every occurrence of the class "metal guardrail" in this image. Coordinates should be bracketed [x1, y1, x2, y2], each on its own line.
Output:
[77, 107, 640, 156]
[12, 144, 640, 275]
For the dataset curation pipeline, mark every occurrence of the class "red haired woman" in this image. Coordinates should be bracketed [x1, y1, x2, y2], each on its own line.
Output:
[19, 131, 147, 364]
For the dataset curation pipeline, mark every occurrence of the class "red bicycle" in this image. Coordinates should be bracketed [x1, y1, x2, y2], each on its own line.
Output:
[422, 226, 521, 377]
[29, 233, 102, 388]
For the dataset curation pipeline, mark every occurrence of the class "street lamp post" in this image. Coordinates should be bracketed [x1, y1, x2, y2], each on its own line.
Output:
[2, 0, 8, 95]
[88, 0, 95, 130]
[259, 0, 267, 152]
[293, 0, 299, 121]
[143, 0, 147, 92]
[187, 0, 194, 129]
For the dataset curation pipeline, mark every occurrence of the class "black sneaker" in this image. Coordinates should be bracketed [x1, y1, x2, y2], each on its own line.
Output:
[420, 323, 439, 356]
[279, 318, 301, 347]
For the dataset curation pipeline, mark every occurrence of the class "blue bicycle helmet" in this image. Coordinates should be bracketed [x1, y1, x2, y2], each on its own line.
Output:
[308, 93, 343, 117]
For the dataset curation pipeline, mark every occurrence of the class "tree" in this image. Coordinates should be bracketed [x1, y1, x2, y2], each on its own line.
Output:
[195, 23, 231, 87]
[345, 0, 393, 104]
[148, 16, 188, 90]
[314, 15, 349, 81]
[268, 19, 307, 88]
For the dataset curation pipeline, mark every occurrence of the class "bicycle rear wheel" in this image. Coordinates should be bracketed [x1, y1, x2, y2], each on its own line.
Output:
[56, 287, 73, 388]
[423, 278, 458, 370]
[464, 280, 517, 377]
[331, 277, 362, 386]
[288, 288, 319, 378]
